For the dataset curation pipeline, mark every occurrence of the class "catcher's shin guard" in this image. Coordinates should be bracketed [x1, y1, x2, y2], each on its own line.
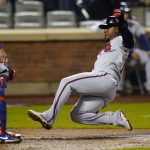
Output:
[0, 85, 6, 132]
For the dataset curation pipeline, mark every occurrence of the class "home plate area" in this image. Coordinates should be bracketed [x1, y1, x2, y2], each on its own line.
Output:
[0, 129, 150, 150]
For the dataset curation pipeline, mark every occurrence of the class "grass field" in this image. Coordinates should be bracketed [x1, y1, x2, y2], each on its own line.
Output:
[120, 148, 150, 150]
[7, 103, 150, 129]
[4, 103, 150, 150]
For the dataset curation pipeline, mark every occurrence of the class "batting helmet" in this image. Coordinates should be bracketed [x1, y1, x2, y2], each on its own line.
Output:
[99, 16, 119, 29]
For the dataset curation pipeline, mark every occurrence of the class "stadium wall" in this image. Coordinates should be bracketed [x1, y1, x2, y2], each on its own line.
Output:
[1, 27, 150, 96]
[1, 28, 103, 96]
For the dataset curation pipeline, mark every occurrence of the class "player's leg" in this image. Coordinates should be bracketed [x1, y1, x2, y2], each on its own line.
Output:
[70, 95, 112, 125]
[0, 82, 20, 143]
[134, 48, 150, 92]
[0, 63, 13, 135]
[0, 64, 21, 143]
[70, 95, 132, 130]
[0, 64, 9, 136]
[0, 83, 6, 134]
[28, 71, 116, 129]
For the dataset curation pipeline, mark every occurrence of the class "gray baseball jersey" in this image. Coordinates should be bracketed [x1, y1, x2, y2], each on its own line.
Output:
[93, 36, 129, 82]
[42, 35, 131, 126]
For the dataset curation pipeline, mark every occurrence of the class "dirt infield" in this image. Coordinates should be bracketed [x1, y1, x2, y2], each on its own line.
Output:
[0, 129, 150, 150]
[3, 95, 150, 149]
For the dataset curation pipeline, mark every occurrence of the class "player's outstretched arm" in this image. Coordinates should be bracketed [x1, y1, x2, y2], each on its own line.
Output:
[114, 9, 134, 49]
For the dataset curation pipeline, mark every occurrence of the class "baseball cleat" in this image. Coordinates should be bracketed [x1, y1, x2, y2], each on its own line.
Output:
[28, 110, 52, 130]
[5, 131, 21, 139]
[117, 111, 132, 131]
[0, 132, 22, 144]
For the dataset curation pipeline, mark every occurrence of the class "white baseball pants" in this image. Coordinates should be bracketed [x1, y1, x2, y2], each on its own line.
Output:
[43, 71, 120, 126]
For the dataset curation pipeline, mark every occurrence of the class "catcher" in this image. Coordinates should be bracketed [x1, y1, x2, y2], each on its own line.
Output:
[0, 44, 22, 143]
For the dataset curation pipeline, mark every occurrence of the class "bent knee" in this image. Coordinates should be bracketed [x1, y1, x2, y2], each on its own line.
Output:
[60, 77, 70, 86]
[70, 109, 81, 123]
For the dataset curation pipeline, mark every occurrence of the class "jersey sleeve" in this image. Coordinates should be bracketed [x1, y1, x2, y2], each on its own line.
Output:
[120, 21, 134, 49]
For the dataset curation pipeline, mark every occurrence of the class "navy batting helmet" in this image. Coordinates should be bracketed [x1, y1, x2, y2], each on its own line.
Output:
[99, 16, 119, 29]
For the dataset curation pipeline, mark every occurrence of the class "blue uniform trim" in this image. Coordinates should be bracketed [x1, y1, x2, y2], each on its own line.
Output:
[0, 85, 6, 132]
[0, 101, 6, 132]
[136, 34, 150, 51]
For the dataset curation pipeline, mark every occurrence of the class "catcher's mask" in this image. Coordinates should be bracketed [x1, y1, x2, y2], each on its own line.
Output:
[99, 16, 119, 29]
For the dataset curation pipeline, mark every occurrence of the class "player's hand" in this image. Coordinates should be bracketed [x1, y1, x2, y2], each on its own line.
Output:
[132, 51, 140, 61]
[113, 9, 124, 21]
[113, 9, 128, 29]
[0, 48, 8, 64]
[113, 9, 122, 18]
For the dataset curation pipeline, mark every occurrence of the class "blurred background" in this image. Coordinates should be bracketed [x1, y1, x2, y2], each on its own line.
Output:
[0, 0, 150, 105]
